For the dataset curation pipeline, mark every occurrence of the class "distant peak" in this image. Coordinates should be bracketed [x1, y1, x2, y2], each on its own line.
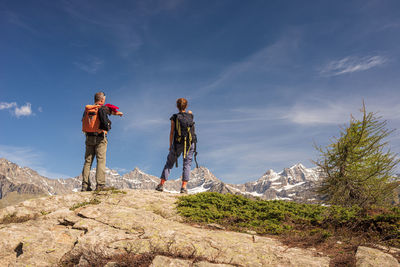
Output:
[195, 166, 209, 171]
[262, 169, 276, 176]
[133, 167, 144, 174]
[290, 163, 306, 169]
[0, 158, 12, 164]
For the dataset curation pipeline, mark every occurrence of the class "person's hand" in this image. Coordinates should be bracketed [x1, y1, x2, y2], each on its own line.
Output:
[116, 111, 123, 117]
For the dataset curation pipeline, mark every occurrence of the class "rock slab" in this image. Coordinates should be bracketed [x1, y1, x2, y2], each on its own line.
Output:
[0, 190, 396, 266]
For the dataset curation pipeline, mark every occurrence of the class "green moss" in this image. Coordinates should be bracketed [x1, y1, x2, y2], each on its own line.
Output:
[40, 210, 51, 216]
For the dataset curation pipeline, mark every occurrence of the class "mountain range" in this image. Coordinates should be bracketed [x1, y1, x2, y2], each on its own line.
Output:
[0, 158, 325, 206]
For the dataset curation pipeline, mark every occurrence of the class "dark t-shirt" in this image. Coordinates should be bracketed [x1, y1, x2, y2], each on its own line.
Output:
[98, 106, 112, 131]
[170, 112, 194, 122]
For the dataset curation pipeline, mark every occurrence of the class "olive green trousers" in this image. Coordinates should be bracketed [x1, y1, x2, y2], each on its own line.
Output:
[81, 134, 108, 189]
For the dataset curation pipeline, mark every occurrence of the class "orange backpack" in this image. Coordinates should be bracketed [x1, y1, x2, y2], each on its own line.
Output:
[82, 106, 101, 133]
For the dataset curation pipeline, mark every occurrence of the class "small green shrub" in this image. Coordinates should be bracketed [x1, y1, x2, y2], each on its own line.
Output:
[176, 192, 400, 248]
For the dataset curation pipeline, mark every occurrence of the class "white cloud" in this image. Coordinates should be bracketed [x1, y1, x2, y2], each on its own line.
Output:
[0, 102, 17, 110]
[0, 101, 34, 117]
[321, 55, 387, 76]
[15, 103, 33, 117]
[74, 56, 104, 74]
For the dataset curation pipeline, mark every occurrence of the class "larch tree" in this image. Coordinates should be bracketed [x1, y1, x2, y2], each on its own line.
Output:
[314, 103, 400, 207]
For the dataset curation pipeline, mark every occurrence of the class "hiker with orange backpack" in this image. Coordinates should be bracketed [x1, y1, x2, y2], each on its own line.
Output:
[81, 92, 123, 191]
[156, 98, 198, 194]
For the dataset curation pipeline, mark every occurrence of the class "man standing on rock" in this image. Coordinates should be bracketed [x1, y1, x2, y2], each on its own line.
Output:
[81, 92, 123, 191]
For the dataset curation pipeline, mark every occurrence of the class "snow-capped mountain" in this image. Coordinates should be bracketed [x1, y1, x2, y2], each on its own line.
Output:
[226, 163, 321, 202]
[74, 166, 160, 191]
[74, 165, 233, 194]
[0, 158, 323, 204]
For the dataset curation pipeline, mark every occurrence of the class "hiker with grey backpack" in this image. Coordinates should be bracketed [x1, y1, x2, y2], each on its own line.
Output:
[156, 98, 198, 193]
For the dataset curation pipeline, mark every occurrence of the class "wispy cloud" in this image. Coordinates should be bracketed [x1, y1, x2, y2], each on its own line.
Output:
[195, 95, 400, 182]
[0, 102, 17, 110]
[192, 30, 302, 98]
[321, 55, 387, 76]
[62, 0, 183, 57]
[232, 97, 400, 126]
[4, 10, 38, 34]
[74, 56, 104, 74]
[0, 145, 41, 168]
[0, 145, 70, 178]
[0, 101, 33, 117]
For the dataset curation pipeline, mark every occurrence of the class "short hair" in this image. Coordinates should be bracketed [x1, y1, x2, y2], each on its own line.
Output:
[176, 98, 188, 111]
[94, 92, 105, 102]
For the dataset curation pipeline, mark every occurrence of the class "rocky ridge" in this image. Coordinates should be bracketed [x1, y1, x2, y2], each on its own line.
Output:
[0, 158, 322, 203]
[0, 190, 398, 266]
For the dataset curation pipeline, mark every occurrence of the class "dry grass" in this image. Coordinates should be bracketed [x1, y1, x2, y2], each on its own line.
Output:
[0, 212, 38, 225]
[69, 198, 101, 211]
[78, 251, 154, 267]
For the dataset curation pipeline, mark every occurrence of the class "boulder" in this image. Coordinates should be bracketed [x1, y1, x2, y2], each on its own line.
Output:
[356, 246, 399, 267]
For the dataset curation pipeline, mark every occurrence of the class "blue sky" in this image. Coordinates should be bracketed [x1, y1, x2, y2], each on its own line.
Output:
[1, 0, 400, 183]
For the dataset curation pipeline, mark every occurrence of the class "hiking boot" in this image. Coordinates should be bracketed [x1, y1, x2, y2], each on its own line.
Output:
[81, 183, 92, 192]
[81, 187, 92, 192]
[180, 187, 188, 194]
[95, 185, 106, 191]
[155, 184, 164, 192]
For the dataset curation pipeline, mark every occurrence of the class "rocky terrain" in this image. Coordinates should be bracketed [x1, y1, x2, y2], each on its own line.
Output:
[0, 158, 324, 205]
[1, 189, 398, 266]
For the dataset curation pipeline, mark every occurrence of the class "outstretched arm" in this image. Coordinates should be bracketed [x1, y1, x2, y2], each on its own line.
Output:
[85, 104, 101, 111]
[112, 111, 123, 116]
